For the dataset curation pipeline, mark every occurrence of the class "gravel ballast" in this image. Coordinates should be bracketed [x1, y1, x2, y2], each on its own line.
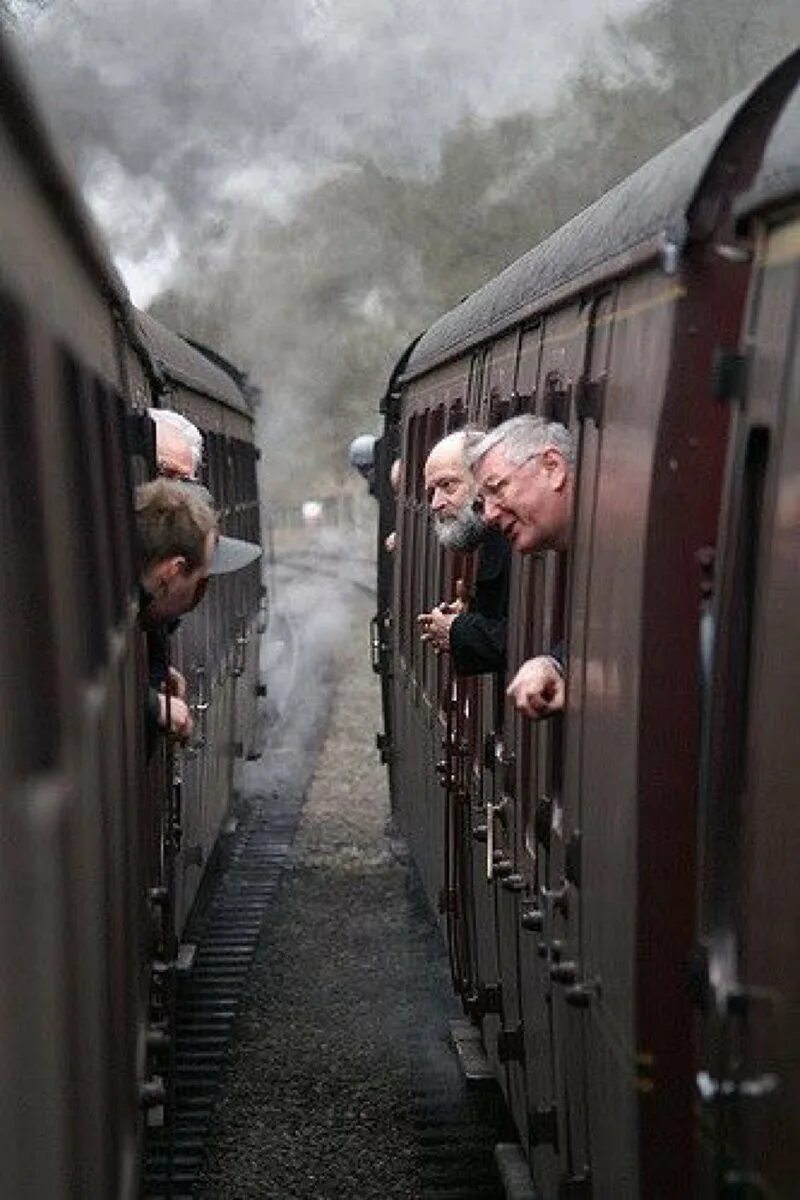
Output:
[198, 557, 508, 1199]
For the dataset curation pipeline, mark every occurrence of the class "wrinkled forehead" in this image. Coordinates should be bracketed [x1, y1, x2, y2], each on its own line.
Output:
[424, 445, 470, 487]
[473, 443, 512, 482]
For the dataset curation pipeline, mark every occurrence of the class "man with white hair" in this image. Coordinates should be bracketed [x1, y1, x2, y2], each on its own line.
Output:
[417, 430, 509, 676]
[149, 407, 204, 481]
[469, 415, 575, 717]
[141, 409, 262, 747]
[148, 407, 261, 574]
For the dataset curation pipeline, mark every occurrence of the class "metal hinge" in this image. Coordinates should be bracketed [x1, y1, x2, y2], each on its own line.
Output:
[530, 1104, 559, 1149]
[535, 796, 553, 849]
[376, 732, 392, 764]
[712, 348, 748, 405]
[470, 982, 503, 1019]
[561, 1171, 592, 1199]
[565, 830, 581, 888]
[497, 1024, 525, 1064]
[509, 389, 534, 417]
[575, 375, 606, 426]
[489, 390, 511, 426]
[542, 374, 571, 425]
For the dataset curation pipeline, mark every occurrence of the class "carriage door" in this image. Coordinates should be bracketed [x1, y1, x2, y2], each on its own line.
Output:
[695, 216, 800, 1198]
[473, 333, 530, 1121]
[543, 290, 614, 1198]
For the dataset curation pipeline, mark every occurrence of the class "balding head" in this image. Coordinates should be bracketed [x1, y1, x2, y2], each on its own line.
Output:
[150, 408, 203, 481]
[424, 429, 486, 551]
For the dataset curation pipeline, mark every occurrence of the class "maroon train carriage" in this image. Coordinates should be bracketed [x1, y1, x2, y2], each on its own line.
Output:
[133, 311, 263, 935]
[375, 50, 800, 1199]
[694, 84, 800, 1196]
[0, 34, 263, 1200]
[0, 35, 153, 1200]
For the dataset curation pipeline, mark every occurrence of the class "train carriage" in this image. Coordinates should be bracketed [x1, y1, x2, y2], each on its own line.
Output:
[377, 50, 800, 1198]
[0, 37, 150, 1199]
[0, 34, 264, 1198]
[133, 311, 263, 934]
[694, 85, 800, 1195]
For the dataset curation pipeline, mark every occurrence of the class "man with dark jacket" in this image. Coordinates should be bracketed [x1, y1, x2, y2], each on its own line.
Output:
[469, 415, 575, 717]
[417, 430, 509, 676]
[137, 478, 219, 745]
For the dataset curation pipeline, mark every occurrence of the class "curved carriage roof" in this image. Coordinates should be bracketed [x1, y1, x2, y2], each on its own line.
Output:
[135, 310, 252, 416]
[405, 54, 800, 382]
[736, 81, 800, 222]
[0, 34, 129, 309]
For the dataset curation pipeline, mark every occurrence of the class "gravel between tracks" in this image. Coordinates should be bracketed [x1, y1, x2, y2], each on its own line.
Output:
[199, 583, 462, 1199]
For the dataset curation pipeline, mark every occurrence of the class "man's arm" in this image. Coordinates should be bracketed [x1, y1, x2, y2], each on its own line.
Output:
[449, 613, 506, 675]
[507, 655, 564, 718]
[417, 605, 458, 652]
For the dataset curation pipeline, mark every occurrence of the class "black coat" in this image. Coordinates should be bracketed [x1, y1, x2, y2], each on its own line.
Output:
[139, 587, 177, 755]
[449, 527, 510, 676]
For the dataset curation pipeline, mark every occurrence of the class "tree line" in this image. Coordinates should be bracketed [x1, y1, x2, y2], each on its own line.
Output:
[150, 0, 799, 502]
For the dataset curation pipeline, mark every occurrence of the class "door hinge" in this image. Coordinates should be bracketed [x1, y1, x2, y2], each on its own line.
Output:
[509, 389, 534, 416]
[531, 1104, 559, 1149]
[497, 1023, 525, 1064]
[565, 830, 581, 888]
[575, 374, 606, 427]
[561, 1172, 592, 1199]
[712, 348, 748, 405]
[470, 982, 502, 1019]
[375, 732, 392, 764]
[542, 373, 571, 425]
[535, 796, 553, 849]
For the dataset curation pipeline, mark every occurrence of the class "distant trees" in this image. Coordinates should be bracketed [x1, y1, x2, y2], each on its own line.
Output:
[152, 0, 799, 501]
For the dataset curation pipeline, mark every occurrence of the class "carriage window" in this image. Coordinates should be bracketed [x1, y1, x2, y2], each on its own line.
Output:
[60, 350, 113, 675]
[95, 380, 130, 623]
[0, 293, 60, 773]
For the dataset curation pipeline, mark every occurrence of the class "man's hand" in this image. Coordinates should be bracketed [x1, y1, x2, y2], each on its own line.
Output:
[166, 666, 187, 700]
[507, 656, 565, 719]
[417, 606, 458, 653]
[158, 693, 194, 740]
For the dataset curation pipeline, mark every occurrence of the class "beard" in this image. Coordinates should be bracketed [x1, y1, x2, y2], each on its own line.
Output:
[434, 503, 487, 551]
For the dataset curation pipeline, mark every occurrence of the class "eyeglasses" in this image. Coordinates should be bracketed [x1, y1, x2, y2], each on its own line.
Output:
[479, 453, 540, 505]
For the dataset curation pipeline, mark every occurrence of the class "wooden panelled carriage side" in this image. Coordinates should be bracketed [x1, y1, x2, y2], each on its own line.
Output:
[376, 52, 800, 1199]
[694, 86, 800, 1197]
[0, 34, 264, 1199]
[0, 37, 150, 1200]
[132, 311, 263, 935]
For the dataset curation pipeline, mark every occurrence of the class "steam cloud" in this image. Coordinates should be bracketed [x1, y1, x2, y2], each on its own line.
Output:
[12, 0, 644, 302]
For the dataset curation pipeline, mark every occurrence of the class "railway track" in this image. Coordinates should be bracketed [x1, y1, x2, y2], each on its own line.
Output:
[270, 549, 377, 599]
[144, 577, 519, 1199]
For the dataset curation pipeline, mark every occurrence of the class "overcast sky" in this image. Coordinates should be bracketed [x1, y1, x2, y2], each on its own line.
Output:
[12, 0, 648, 303]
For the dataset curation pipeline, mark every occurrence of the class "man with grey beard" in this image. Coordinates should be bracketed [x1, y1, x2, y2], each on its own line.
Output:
[417, 430, 509, 676]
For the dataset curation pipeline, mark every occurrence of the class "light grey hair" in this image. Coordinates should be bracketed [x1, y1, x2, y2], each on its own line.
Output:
[460, 427, 486, 463]
[149, 407, 204, 476]
[467, 415, 575, 469]
[428, 427, 485, 466]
